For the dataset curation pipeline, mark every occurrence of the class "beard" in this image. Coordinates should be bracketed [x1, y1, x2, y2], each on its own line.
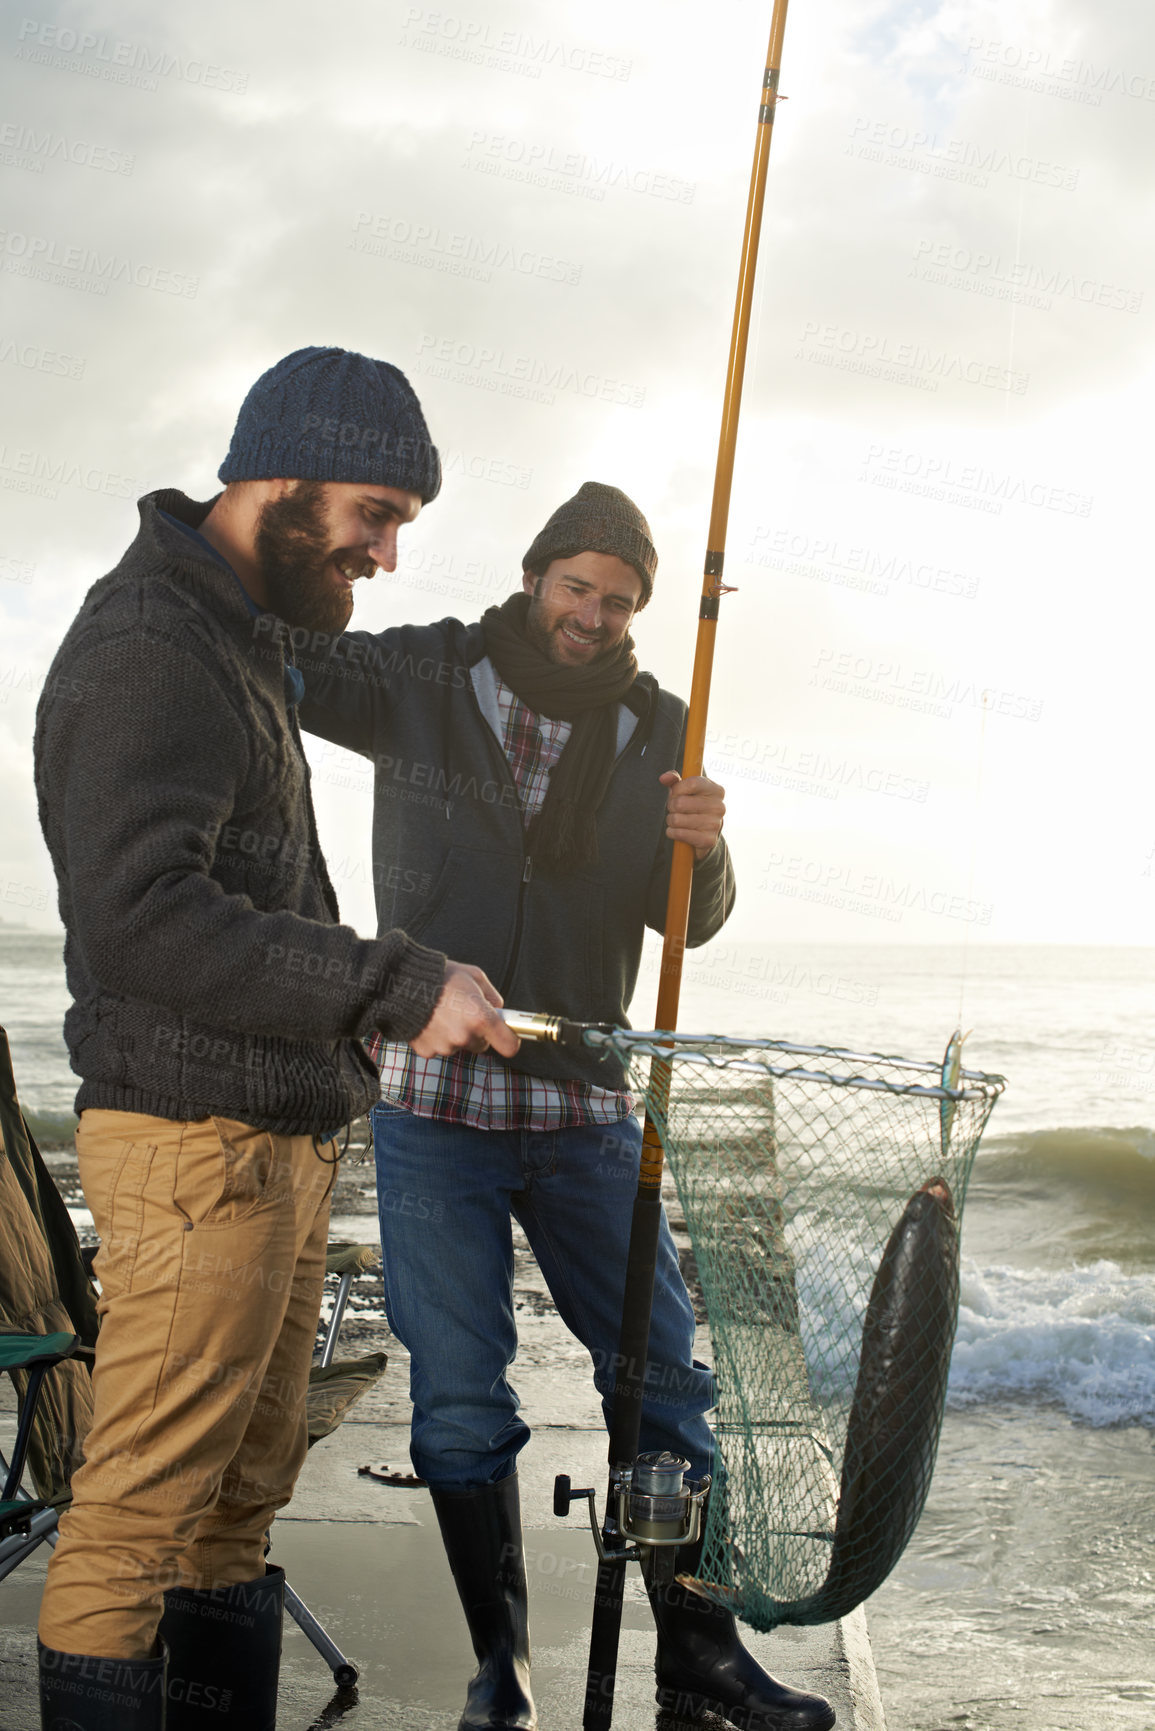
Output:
[524, 579, 615, 665]
[525, 613, 611, 663]
[253, 481, 352, 635]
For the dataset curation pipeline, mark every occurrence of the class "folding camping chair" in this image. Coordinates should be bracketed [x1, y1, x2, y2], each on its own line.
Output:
[0, 1333, 92, 1551]
[0, 1023, 386, 1692]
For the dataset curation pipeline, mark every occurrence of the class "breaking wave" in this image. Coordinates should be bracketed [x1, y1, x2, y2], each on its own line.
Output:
[950, 1256, 1155, 1427]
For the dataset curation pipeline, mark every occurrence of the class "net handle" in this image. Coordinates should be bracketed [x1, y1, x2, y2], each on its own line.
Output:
[501, 1011, 1007, 1097]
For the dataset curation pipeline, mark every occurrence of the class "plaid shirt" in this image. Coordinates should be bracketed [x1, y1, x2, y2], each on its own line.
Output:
[370, 672, 633, 1131]
[496, 678, 568, 823]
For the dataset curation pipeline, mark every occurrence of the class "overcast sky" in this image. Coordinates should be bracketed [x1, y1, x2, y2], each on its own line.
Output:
[1, 0, 1152, 947]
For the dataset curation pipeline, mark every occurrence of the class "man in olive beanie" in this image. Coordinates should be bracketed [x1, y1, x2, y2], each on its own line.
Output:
[521, 478, 657, 604]
[299, 483, 833, 1731]
[33, 346, 516, 1731]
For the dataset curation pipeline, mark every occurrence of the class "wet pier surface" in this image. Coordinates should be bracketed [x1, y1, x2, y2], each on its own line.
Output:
[0, 1139, 886, 1730]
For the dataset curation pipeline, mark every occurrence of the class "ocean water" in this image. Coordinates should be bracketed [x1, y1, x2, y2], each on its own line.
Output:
[658, 942, 1155, 1729]
[2, 930, 1153, 1729]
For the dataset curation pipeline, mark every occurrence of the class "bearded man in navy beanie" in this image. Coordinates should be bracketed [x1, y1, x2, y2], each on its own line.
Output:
[33, 347, 518, 1731]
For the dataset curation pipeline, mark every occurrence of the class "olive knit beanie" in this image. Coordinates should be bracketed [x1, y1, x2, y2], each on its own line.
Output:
[522, 481, 657, 606]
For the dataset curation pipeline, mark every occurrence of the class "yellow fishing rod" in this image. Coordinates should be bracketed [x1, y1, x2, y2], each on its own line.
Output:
[553, 8, 795, 1724]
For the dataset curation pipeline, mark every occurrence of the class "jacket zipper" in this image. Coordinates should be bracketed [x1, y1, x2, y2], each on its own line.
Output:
[461, 669, 654, 1000]
[460, 676, 533, 997]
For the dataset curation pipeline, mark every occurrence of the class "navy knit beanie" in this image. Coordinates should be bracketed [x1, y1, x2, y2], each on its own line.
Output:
[219, 345, 441, 502]
[522, 481, 657, 606]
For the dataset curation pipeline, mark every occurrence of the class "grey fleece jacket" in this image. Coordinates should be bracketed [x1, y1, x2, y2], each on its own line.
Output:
[297, 615, 735, 1093]
[33, 489, 448, 1134]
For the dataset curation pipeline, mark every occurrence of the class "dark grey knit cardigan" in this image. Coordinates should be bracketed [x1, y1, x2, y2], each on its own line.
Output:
[33, 489, 447, 1134]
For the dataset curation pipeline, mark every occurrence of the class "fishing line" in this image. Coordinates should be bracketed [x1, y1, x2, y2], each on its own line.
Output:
[956, 687, 990, 1031]
[955, 96, 1029, 1033]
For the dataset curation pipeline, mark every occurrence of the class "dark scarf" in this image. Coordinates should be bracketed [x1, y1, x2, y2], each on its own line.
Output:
[481, 592, 641, 874]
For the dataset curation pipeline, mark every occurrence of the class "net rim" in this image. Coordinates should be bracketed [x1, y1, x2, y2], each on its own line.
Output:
[582, 1028, 1006, 1102]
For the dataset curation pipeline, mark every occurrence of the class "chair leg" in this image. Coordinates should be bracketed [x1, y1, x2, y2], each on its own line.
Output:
[3, 1362, 50, 1501]
[283, 1579, 359, 1688]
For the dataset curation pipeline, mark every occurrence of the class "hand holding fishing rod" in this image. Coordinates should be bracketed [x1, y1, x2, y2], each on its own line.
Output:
[660, 769, 727, 859]
[411, 961, 522, 1058]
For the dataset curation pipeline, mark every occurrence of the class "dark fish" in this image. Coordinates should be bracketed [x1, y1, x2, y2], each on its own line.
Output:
[786, 1176, 960, 1624]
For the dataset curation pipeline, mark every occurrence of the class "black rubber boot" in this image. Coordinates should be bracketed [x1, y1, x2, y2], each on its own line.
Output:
[157, 1564, 284, 1729]
[39, 1639, 167, 1729]
[428, 1476, 537, 1731]
[645, 1543, 836, 1731]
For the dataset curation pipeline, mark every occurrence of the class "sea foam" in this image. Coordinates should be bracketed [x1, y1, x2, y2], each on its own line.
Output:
[950, 1257, 1155, 1427]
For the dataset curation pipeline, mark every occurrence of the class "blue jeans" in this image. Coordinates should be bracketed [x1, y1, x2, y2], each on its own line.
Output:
[371, 1104, 716, 1489]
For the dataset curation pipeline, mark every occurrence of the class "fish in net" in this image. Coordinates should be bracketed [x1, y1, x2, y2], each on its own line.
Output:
[583, 1025, 1005, 1633]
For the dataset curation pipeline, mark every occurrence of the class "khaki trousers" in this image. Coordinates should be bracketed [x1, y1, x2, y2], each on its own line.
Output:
[38, 1109, 336, 1659]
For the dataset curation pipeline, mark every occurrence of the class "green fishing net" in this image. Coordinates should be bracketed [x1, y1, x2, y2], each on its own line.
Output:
[588, 1030, 1005, 1632]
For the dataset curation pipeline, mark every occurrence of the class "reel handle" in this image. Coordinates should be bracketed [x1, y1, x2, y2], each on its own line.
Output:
[553, 1473, 595, 1517]
[503, 1011, 590, 1048]
[554, 1475, 637, 1564]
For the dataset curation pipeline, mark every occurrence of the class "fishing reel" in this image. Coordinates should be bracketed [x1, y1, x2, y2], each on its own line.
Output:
[554, 1451, 710, 1586]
